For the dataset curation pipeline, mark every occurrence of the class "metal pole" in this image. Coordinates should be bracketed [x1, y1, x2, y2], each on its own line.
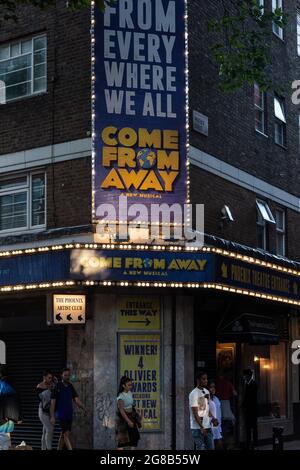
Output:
[171, 294, 176, 450]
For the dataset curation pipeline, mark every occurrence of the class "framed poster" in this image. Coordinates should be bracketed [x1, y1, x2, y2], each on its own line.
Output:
[118, 333, 161, 432]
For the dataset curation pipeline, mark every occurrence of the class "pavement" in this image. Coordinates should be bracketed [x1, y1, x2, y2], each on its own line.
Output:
[257, 440, 300, 450]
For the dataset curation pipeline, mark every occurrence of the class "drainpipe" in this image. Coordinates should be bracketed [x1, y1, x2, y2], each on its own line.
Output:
[171, 294, 176, 450]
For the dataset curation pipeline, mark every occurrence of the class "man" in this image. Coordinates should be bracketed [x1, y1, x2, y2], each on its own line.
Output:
[0, 365, 22, 450]
[216, 372, 237, 449]
[50, 368, 86, 450]
[189, 371, 217, 450]
[243, 368, 258, 450]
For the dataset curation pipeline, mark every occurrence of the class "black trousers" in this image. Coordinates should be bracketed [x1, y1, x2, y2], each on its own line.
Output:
[245, 414, 258, 448]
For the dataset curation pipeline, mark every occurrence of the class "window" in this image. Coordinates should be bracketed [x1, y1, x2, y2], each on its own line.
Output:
[254, 83, 267, 134]
[257, 0, 264, 14]
[272, 0, 283, 39]
[274, 96, 286, 146]
[0, 35, 47, 104]
[0, 173, 46, 233]
[276, 209, 285, 256]
[242, 342, 287, 419]
[297, 12, 300, 55]
[256, 200, 275, 250]
[0, 340, 6, 364]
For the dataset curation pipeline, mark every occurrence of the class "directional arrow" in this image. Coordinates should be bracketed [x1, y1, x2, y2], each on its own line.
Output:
[56, 313, 62, 322]
[67, 314, 73, 322]
[78, 315, 84, 322]
[128, 319, 151, 327]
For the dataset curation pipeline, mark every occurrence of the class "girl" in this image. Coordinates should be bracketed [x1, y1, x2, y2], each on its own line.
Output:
[116, 376, 141, 450]
[36, 370, 56, 450]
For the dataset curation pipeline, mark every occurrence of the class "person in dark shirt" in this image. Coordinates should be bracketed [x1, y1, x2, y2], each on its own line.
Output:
[243, 369, 258, 450]
[50, 368, 85, 450]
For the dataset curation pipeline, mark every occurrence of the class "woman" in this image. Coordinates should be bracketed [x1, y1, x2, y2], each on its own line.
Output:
[209, 381, 223, 450]
[116, 376, 141, 450]
[36, 370, 56, 450]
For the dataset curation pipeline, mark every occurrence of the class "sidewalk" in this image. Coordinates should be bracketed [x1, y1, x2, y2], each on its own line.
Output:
[257, 440, 300, 450]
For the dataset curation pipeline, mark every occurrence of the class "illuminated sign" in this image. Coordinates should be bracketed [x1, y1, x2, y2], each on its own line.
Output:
[119, 334, 161, 431]
[92, 0, 188, 221]
[118, 295, 161, 330]
[70, 249, 212, 283]
[53, 294, 86, 324]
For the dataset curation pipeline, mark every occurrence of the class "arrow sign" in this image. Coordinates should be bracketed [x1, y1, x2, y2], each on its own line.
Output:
[78, 315, 84, 322]
[56, 313, 62, 322]
[67, 314, 73, 322]
[128, 318, 151, 327]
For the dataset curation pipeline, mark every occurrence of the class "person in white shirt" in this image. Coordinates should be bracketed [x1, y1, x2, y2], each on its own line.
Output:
[189, 371, 217, 450]
[209, 381, 223, 450]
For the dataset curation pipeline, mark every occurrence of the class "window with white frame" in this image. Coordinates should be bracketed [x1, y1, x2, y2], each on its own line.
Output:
[0, 173, 46, 233]
[257, 0, 264, 13]
[274, 96, 286, 146]
[256, 200, 275, 250]
[254, 83, 267, 134]
[0, 35, 47, 104]
[272, 0, 283, 39]
[275, 209, 285, 256]
[297, 11, 300, 55]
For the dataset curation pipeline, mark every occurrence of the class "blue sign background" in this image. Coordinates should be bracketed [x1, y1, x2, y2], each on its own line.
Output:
[70, 249, 214, 283]
[93, 0, 187, 220]
[0, 251, 70, 286]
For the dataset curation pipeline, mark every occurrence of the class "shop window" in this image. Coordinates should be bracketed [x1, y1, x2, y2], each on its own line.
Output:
[242, 342, 287, 419]
[0, 172, 46, 233]
[0, 35, 47, 104]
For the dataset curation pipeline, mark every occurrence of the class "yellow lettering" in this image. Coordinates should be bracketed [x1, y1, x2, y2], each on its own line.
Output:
[119, 169, 148, 189]
[101, 169, 124, 189]
[139, 171, 163, 191]
[101, 126, 117, 146]
[102, 147, 117, 166]
[118, 128, 137, 147]
[157, 151, 179, 170]
[163, 130, 179, 149]
[118, 148, 137, 168]
[139, 128, 161, 148]
[159, 171, 178, 191]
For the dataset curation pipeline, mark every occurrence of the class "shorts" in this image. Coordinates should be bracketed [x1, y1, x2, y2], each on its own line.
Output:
[59, 419, 72, 433]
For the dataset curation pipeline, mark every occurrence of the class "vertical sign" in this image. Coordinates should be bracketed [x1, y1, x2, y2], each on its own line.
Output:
[93, 0, 187, 222]
[119, 334, 161, 431]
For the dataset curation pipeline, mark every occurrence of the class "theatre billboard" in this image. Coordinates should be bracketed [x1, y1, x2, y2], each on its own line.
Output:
[92, 0, 188, 223]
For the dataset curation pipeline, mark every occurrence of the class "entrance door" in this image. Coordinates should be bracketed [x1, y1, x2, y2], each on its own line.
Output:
[1, 329, 66, 449]
[216, 342, 238, 448]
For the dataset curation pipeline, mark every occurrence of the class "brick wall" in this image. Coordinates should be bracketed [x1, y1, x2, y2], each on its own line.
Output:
[46, 157, 91, 229]
[188, 0, 300, 197]
[191, 165, 300, 262]
[0, 1, 91, 155]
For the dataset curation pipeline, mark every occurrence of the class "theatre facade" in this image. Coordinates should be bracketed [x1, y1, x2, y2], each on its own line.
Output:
[0, 242, 299, 448]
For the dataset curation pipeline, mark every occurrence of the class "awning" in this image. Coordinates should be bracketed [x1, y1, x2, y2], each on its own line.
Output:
[217, 313, 279, 345]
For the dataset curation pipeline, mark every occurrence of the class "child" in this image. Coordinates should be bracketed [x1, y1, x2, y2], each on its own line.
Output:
[209, 381, 223, 450]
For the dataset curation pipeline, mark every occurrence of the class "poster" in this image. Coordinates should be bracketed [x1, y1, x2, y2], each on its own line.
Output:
[93, 0, 187, 222]
[119, 334, 161, 431]
[118, 295, 161, 330]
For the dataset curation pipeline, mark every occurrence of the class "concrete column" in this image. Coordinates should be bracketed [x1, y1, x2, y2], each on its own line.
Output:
[93, 293, 117, 449]
[175, 295, 194, 450]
